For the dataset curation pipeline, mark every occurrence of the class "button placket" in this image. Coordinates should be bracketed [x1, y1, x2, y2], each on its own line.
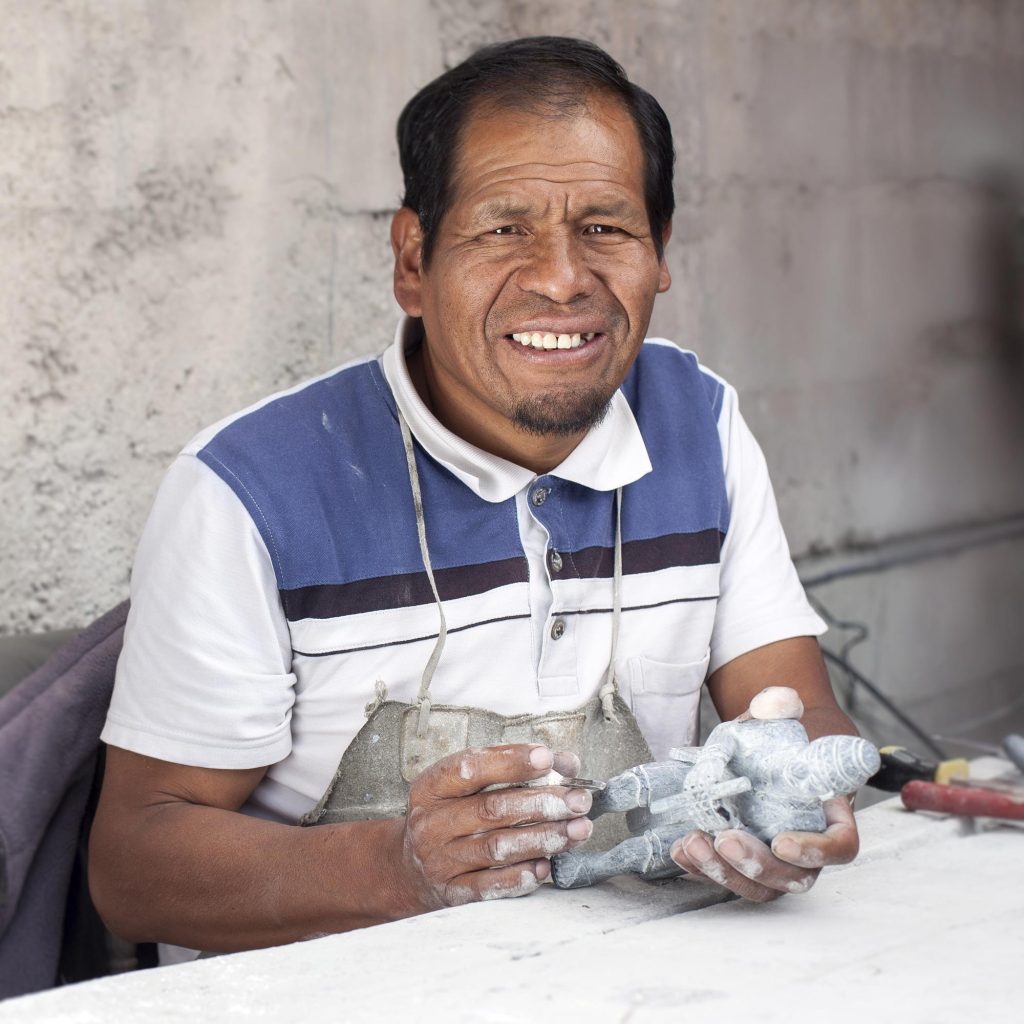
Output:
[528, 479, 577, 694]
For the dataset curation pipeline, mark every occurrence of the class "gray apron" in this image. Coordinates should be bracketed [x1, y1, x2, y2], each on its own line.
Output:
[300, 413, 653, 852]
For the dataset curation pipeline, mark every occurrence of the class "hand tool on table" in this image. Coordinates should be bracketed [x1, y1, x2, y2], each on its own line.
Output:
[867, 746, 970, 793]
[560, 777, 606, 791]
[930, 733, 1024, 775]
[901, 777, 1024, 821]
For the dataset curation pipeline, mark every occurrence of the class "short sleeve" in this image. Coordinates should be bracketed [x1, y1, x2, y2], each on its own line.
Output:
[708, 384, 827, 675]
[101, 454, 296, 769]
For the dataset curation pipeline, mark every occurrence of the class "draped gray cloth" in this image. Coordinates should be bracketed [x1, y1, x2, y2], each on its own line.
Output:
[0, 602, 127, 1000]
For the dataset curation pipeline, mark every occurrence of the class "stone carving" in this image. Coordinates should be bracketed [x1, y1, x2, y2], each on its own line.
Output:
[551, 687, 880, 889]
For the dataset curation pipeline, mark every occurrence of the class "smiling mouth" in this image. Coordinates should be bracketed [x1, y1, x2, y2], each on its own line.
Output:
[509, 331, 598, 350]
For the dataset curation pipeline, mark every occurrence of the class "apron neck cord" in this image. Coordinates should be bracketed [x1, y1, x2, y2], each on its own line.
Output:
[598, 486, 623, 723]
[399, 412, 447, 737]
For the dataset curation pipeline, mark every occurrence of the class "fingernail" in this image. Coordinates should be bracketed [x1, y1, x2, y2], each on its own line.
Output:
[683, 835, 713, 863]
[786, 876, 813, 894]
[529, 745, 553, 770]
[715, 837, 744, 862]
[535, 859, 551, 882]
[565, 789, 592, 814]
[567, 817, 593, 841]
[772, 838, 800, 862]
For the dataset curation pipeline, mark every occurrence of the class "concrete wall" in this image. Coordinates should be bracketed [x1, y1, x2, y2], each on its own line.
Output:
[2, 2, 1022, 742]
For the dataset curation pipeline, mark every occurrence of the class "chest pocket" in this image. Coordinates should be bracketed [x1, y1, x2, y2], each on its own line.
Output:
[623, 652, 711, 759]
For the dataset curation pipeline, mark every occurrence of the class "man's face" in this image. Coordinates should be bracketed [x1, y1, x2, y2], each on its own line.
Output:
[393, 91, 671, 462]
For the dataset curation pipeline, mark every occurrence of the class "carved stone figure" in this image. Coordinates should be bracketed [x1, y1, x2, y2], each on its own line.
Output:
[551, 686, 880, 889]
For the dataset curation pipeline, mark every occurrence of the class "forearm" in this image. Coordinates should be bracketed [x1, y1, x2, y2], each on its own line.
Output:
[800, 701, 858, 741]
[710, 636, 857, 741]
[89, 804, 413, 952]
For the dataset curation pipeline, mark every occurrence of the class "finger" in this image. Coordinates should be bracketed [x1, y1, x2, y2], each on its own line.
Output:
[669, 832, 781, 903]
[434, 817, 594, 874]
[413, 744, 558, 802]
[551, 750, 582, 779]
[712, 829, 820, 895]
[770, 797, 860, 869]
[415, 785, 592, 847]
[441, 861, 549, 906]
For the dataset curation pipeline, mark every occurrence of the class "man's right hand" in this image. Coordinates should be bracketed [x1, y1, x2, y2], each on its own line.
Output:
[89, 743, 593, 952]
[393, 744, 594, 911]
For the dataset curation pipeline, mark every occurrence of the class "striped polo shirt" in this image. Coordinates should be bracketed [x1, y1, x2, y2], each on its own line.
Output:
[103, 320, 825, 824]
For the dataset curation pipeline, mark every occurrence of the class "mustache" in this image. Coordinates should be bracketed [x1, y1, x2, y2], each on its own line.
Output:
[488, 301, 627, 332]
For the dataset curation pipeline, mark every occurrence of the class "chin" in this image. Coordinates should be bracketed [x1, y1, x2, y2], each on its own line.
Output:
[510, 388, 614, 438]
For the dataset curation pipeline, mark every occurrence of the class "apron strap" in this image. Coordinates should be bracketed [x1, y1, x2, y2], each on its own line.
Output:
[597, 486, 623, 723]
[399, 412, 447, 737]
[400, 408, 625, 732]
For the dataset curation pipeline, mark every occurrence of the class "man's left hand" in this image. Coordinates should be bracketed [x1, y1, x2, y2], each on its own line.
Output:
[668, 795, 859, 902]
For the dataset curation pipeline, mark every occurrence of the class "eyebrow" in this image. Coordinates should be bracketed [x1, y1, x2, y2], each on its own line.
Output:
[469, 199, 535, 226]
[572, 199, 641, 221]
[469, 196, 644, 227]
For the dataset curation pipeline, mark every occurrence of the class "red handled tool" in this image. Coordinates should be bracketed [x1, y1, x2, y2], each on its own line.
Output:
[901, 778, 1024, 821]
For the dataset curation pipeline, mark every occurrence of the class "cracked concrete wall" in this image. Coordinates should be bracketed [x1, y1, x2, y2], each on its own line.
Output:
[3, 1, 1023, 738]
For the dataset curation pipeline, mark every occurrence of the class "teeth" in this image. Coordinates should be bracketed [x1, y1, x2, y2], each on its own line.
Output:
[510, 331, 595, 350]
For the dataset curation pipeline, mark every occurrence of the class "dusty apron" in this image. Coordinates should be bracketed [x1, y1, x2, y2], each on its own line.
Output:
[300, 414, 653, 852]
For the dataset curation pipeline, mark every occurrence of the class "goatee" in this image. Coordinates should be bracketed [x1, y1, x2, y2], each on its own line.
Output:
[511, 387, 613, 438]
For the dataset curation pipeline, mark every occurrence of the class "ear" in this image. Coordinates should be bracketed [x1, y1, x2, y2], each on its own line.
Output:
[657, 220, 672, 294]
[391, 207, 425, 316]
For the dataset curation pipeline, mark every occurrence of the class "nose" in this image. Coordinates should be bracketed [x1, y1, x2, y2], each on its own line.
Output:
[515, 232, 596, 304]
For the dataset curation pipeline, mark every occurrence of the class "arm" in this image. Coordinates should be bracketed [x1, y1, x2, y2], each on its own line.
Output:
[89, 743, 593, 952]
[708, 635, 857, 741]
[669, 635, 860, 902]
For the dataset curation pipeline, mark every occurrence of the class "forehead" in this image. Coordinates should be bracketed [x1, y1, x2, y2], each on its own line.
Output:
[449, 92, 647, 215]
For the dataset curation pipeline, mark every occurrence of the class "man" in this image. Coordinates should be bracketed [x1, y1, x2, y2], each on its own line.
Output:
[89, 37, 859, 957]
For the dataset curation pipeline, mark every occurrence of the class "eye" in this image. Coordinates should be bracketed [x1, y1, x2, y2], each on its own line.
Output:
[584, 224, 623, 236]
[492, 225, 522, 236]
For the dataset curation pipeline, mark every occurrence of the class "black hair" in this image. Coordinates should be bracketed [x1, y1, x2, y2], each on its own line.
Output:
[397, 36, 675, 264]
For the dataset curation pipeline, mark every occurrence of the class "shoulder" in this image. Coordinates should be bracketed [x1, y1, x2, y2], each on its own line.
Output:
[171, 353, 407, 589]
[181, 352, 391, 464]
[625, 338, 732, 423]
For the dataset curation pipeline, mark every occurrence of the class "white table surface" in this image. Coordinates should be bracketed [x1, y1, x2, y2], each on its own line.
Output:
[3, 761, 1022, 1023]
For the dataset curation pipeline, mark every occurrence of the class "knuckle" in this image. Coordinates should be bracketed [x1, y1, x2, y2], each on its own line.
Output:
[442, 882, 477, 907]
[697, 858, 729, 887]
[784, 873, 817, 895]
[407, 808, 431, 845]
[483, 831, 507, 863]
[480, 791, 511, 823]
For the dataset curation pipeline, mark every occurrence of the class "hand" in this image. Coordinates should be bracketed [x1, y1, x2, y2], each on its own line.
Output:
[668, 795, 859, 902]
[394, 743, 594, 911]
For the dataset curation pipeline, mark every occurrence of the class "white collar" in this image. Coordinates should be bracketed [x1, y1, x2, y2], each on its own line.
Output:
[381, 318, 652, 504]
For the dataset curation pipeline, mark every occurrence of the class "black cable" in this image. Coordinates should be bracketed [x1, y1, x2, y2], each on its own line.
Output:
[807, 592, 869, 712]
[820, 647, 948, 760]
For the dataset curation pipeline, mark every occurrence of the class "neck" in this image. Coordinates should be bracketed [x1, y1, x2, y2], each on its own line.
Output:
[405, 345, 586, 475]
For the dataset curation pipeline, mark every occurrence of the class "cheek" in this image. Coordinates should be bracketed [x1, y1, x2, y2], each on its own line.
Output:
[437, 272, 495, 326]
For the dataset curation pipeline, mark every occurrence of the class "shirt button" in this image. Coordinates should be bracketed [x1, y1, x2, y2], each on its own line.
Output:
[550, 618, 566, 641]
[549, 550, 563, 573]
[531, 487, 549, 507]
